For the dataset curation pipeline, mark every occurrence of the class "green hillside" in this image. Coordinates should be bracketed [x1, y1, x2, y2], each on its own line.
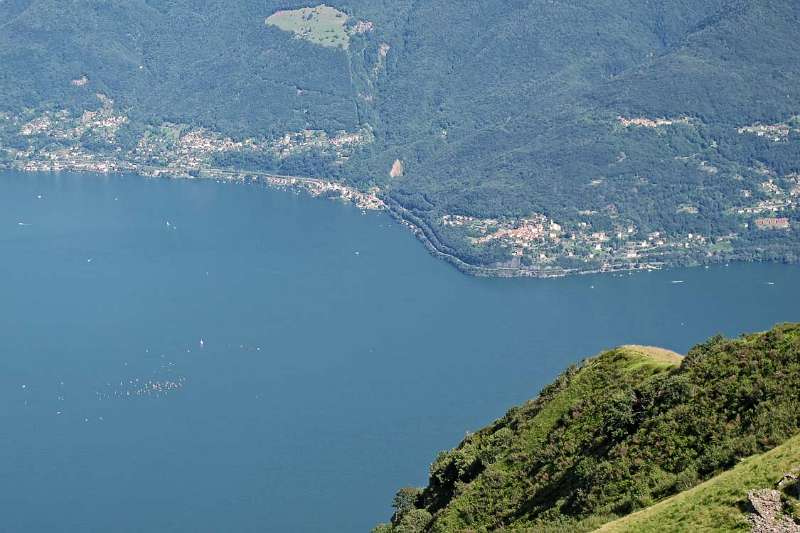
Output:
[375, 324, 800, 532]
[1, 1, 800, 275]
[599, 433, 800, 532]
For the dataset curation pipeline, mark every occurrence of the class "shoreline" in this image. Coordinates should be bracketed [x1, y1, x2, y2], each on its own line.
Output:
[3, 162, 797, 279]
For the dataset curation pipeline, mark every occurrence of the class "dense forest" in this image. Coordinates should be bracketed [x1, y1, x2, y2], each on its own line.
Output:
[1, 1, 800, 273]
[375, 324, 800, 532]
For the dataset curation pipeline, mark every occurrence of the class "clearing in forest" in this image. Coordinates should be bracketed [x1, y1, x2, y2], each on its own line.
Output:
[266, 4, 351, 49]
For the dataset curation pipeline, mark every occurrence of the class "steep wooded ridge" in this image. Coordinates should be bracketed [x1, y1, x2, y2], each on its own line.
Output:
[1, 1, 800, 276]
[375, 324, 800, 532]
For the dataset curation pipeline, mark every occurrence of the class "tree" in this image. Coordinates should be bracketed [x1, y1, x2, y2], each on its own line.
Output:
[391, 487, 423, 525]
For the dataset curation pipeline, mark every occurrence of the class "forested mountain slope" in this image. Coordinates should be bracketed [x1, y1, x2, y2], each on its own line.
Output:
[375, 324, 800, 532]
[1, 1, 800, 276]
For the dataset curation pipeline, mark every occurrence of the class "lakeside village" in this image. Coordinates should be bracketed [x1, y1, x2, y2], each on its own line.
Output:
[436, 116, 800, 274]
[1, 98, 798, 275]
[1, 93, 384, 211]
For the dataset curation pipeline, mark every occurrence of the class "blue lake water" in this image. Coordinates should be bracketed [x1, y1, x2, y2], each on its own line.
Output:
[1, 170, 799, 532]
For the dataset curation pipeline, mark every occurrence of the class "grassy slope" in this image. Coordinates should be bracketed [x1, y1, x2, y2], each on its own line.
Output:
[519, 346, 682, 450]
[618, 345, 683, 367]
[599, 433, 800, 532]
[378, 324, 800, 533]
[418, 347, 684, 532]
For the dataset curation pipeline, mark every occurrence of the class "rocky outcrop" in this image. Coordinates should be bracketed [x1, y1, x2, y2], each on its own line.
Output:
[749, 488, 800, 533]
[777, 469, 800, 498]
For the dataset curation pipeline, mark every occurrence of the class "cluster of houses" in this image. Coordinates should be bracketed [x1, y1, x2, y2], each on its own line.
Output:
[754, 217, 791, 230]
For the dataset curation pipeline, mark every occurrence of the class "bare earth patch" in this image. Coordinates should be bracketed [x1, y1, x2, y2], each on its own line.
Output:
[390, 159, 404, 178]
